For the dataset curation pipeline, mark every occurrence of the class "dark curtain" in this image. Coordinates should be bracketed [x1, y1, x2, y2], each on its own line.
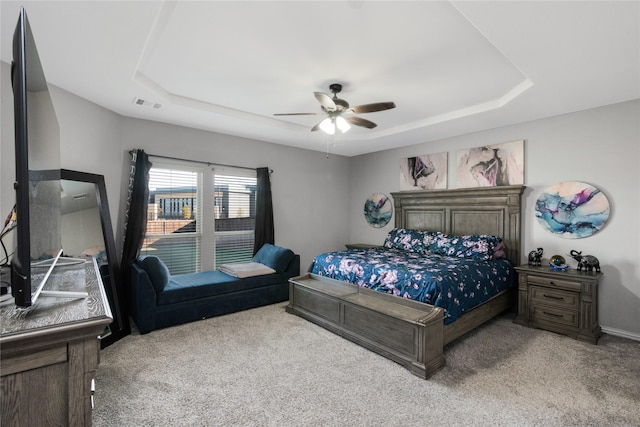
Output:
[253, 167, 274, 255]
[120, 149, 152, 306]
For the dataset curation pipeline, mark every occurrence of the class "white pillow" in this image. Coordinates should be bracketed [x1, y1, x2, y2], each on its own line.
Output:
[219, 262, 276, 278]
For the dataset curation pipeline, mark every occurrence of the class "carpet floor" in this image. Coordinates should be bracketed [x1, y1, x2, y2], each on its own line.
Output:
[94, 303, 640, 426]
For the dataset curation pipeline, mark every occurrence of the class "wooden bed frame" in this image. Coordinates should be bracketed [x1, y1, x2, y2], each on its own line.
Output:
[287, 185, 525, 378]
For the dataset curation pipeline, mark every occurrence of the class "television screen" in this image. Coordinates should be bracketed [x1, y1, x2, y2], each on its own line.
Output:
[11, 7, 62, 307]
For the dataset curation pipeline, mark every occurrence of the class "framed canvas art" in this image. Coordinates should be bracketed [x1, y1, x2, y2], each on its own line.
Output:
[456, 140, 524, 188]
[534, 181, 610, 239]
[363, 193, 392, 228]
[400, 152, 447, 190]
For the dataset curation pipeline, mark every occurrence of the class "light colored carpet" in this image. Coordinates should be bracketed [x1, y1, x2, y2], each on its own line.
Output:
[94, 303, 640, 427]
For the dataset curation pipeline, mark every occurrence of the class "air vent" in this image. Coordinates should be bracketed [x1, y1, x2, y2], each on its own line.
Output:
[133, 97, 163, 109]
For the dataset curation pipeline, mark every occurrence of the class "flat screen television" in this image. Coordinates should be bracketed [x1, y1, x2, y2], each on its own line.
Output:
[10, 7, 62, 307]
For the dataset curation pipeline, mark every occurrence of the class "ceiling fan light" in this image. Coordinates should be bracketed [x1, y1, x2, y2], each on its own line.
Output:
[335, 116, 351, 133]
[319, 118, 335, 135]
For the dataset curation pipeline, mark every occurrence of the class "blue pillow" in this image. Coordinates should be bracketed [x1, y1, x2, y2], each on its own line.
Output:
[138, 256, 171, 293]
[383, 228, 438, 253]
[252, 244, 295, 274]
[428, 234, 503, 261]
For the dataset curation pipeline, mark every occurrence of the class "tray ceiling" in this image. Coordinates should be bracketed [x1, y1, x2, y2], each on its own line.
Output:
[1, 1, 638, 157]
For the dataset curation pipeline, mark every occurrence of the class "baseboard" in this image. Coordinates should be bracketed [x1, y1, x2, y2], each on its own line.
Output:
[601, 325, 640, 342]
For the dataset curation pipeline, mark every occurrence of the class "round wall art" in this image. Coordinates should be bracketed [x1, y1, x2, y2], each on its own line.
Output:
[534, 181, 610, 239]
[364, 193, 392, 228]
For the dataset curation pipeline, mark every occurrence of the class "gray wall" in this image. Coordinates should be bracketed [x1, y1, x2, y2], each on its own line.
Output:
[52, 86, 123, 228]
[347, 100, 640, 338]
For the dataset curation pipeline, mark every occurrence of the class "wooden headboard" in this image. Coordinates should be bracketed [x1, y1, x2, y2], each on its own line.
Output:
[390, 185, 525, 265]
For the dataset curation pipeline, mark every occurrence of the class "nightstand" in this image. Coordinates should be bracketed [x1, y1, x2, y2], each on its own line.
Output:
[345, 243, 381, 249]
[514, 264, 602, 344]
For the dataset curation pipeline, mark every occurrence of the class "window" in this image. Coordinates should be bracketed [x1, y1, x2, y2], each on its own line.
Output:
[141, 163, 257, 274]
[213, 171, 257, 268]
[142, 166, 201, 275]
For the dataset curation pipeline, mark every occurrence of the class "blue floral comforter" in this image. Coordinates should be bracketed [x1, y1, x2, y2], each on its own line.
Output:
[310, 247, 516, 324]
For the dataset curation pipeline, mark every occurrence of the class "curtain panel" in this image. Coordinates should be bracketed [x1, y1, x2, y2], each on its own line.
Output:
[253, 167, 274, 254]
[120, 149, 152, 306]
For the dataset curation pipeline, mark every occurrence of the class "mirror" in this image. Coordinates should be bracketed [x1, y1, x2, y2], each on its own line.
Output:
[60, 169, 129, 347]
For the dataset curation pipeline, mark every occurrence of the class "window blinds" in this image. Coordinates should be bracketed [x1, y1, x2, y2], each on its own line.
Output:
[141, 163, 257, 273]
[142, 166, 201, 275]
[213, 171, 256, 268]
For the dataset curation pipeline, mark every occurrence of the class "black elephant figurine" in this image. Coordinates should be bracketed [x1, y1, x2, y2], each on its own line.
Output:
[528, 247, 544, 266]
[569, 250, 601, 272]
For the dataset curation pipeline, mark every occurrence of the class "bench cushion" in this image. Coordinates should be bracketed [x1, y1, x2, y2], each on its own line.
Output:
[157, 270, 288, 305]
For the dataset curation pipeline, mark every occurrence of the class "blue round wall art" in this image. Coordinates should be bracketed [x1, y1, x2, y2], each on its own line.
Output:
[534, 181, 610, 239]
[364, 193, 392, 228]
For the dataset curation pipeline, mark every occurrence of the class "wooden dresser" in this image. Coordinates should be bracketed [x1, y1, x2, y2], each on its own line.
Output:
[1, 259, 112, 427]
[514, 264, 602, 344]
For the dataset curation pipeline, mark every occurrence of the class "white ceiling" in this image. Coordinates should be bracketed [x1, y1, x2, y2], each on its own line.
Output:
[2, 1, 639, 157]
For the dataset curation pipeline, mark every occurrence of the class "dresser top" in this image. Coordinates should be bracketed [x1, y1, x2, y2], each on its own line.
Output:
[1, 259, 112, 340]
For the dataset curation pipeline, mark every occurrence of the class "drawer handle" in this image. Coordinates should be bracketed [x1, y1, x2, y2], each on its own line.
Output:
[543, 294, 564, 301]
[543, 311, 564, 318]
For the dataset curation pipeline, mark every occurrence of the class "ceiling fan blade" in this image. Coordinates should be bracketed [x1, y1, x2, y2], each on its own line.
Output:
[347, 116, 377, 129]
[350, 102, 396, 114]
[310, 121, 323, 132]
[314, 92, 337, 111]
[273, 112, 318, 116]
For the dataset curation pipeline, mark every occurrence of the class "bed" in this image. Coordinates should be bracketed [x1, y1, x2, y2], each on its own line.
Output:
[311, 243, 516, 325]
[287, 185, 525, 378]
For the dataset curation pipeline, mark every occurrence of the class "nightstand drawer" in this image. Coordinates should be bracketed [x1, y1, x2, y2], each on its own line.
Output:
[531, 305, 579, 328]
[529, 286, 579, 309]
[527, 275, 581, 291]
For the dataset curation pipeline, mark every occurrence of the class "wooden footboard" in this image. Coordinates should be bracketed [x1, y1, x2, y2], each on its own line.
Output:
[287, 274, 446, 379]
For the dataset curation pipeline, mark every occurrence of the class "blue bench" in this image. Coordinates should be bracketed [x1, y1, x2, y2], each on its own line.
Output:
[129, 244, 300, 333]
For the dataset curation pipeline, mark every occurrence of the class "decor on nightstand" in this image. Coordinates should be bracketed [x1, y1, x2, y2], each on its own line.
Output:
[528, 248, 544, 266]
[549, 255, 569, 270]
[364, 193, 392, 228]
[534, 181, 610, 238]
[569, 250, 601, 272]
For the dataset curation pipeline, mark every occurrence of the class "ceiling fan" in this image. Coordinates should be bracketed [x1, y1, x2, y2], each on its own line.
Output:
[274, 83, 396, 135]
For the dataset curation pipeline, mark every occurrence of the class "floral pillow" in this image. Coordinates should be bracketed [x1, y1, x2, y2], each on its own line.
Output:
[383, 228, 438, 253]
[428, 234, 505, 261]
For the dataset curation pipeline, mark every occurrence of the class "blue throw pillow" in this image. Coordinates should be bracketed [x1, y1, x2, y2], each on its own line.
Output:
[252, 244, 295, 274]
[383, 228, 438, 253]
[138, 256, 171, 293]
[428, 234, 503, 261]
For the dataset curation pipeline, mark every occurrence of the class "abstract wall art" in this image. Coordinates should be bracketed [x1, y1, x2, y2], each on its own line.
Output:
[364, 193, 392, 228]
[400, 152, 447, 190]
[534, 181, 610, 239]
[456, 140, 524, 188]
